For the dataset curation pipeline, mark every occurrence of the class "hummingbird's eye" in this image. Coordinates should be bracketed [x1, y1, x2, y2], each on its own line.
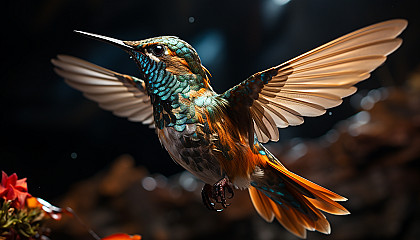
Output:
[148, 44, 165, 57]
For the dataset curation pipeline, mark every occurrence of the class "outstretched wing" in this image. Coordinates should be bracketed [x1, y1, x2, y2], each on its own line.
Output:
[222, 19, 407, 143]
[52, 55, 154, 127]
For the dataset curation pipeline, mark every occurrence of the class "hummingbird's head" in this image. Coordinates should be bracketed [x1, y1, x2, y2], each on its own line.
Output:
[74, 31, 211, 90]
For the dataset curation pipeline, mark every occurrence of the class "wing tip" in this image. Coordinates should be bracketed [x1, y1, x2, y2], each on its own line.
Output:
[389, 18, 408, 32]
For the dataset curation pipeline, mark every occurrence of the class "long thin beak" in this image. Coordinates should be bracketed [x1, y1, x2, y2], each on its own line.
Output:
[74, 30, 134, 51]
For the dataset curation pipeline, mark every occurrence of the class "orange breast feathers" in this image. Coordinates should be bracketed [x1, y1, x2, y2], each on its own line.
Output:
[195, 99, 267, 184]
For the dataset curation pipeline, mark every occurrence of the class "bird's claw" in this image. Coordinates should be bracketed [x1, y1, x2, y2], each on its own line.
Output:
[201, 177, 234, 211]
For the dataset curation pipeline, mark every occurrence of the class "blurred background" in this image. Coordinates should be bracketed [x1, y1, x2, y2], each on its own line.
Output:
[2, 0, 420, 239]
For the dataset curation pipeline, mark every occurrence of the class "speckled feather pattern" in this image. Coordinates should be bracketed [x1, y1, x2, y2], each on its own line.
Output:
[52, 19, 407, 238]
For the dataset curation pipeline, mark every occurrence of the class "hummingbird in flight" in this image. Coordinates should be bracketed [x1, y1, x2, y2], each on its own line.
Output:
[52, 19, 407, 238]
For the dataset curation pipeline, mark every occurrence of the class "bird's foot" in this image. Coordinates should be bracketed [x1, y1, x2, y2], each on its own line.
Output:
[201, 177, 234, 212]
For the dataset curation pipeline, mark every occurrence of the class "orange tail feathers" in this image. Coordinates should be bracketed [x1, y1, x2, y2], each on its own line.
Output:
[249, 160, 349, 238]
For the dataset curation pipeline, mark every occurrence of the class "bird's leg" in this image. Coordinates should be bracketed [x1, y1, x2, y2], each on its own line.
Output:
[201, 177, 234, 211]
[214, 177, 234, 208]
[201, 184, 217, 211]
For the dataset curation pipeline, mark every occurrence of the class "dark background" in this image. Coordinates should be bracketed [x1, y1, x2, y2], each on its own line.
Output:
[2, 0, 419, 200]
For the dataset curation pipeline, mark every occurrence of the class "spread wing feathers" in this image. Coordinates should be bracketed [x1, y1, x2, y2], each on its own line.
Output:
[223, 19, 407, 143]
[52, 55, 155, 127]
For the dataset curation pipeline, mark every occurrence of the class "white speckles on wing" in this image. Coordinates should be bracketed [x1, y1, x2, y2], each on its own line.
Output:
[194, 94, 215, 107]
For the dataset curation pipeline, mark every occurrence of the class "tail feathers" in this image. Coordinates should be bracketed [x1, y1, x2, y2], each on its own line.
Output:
[249, 161, 349, 238]
[249, 186, 331, 238]
[269, 195, 331, 238]
[271, 161, 347, 202]
[249, 186, 275, 222]
[266, 160, 349, 215]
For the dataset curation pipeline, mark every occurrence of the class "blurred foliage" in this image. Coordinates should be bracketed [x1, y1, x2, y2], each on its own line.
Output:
[0, 200, 44, 240]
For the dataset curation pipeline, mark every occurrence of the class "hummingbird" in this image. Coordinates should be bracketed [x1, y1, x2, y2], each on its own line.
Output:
[52, 19, 407, 238]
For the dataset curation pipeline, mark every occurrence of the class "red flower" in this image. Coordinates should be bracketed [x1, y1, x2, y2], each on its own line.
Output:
[0, 171, 31, 209]
[102, 233, 141, 240]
